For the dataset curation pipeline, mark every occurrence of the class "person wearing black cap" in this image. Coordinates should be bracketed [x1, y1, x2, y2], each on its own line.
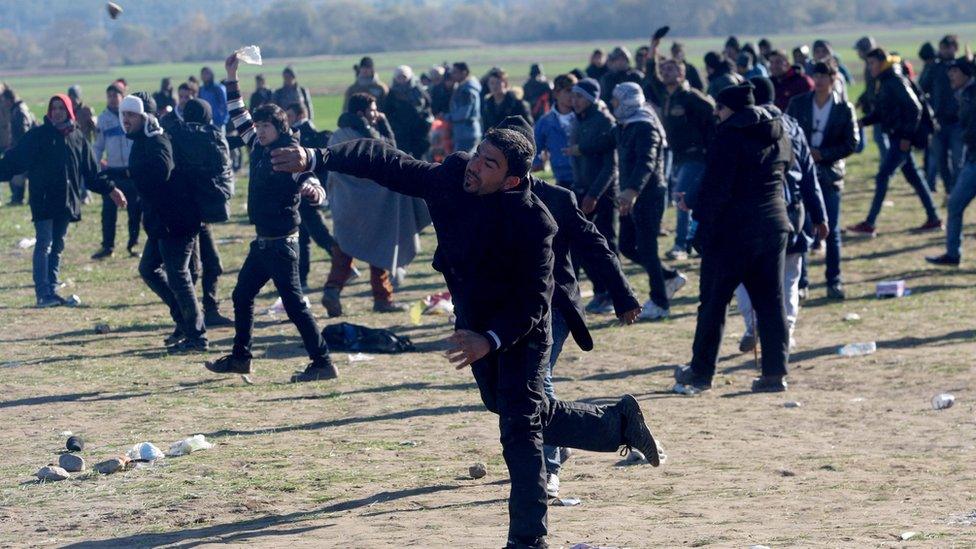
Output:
[703, 51, 744, 99]
[924, 35, 964, 194]
[499, 114, 641, 499]
[342, 57, 386, 112]
[848, 48, 941, 236]
[787, 62, 859, 300]
[523, 64, 552, 121]
[271, 117, 664, 549]
[673, 82, 794, 394]
[598, 46, 643, 104]
[564, 77, 620, 315]
[927, 58, 976, 267]
[275, 65, 315, 121]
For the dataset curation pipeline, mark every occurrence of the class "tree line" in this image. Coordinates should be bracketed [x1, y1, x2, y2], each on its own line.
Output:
[1, 0, 975, 69]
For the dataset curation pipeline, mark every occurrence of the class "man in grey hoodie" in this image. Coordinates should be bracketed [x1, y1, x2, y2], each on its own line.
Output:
[92, 82, 142, 260]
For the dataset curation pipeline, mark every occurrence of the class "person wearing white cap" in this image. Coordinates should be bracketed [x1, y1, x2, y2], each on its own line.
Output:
[384, 65, 433, 159]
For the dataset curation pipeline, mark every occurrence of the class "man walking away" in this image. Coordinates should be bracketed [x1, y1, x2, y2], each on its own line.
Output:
[91, 83, 141, 259]
[848, 48, 941, 237]
[123, 94, 208, 354]
[927, 59, 976, 267]
[0, 94, 126, 307]
[673, 83, 793, 394]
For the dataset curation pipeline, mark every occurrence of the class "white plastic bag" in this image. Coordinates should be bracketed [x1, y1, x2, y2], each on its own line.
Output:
[167, 434, 214, 456]
[127, 442, 165, 461]
[235, 45, 263, 65]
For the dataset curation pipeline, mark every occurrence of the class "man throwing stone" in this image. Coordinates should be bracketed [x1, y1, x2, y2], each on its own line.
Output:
[271, 126, 663, 549]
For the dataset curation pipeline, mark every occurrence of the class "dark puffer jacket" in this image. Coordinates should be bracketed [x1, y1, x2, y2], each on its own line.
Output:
[859, 64, 924, 142]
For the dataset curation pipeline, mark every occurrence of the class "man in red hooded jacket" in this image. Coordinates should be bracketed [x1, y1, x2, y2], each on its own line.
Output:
[0, 94, 126, 307]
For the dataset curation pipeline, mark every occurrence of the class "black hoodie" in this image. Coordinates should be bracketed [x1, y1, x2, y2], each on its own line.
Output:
[692, 106, 792, 245]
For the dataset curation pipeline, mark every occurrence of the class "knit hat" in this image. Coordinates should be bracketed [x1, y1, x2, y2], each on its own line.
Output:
[716, 82, 756, 111]
[747, 77, 774, 106]
[394, 65, 414, 81]
[120, 94, 145, 116]
[183, 97, 212, 124]
[948, 58, 975, 77]
[572, 78, 600, 104]
[497, 115, 536, 155]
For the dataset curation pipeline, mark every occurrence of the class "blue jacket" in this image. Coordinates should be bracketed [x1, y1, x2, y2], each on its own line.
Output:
[199, 82, 229, 127]
[532, 109, 575, 183]
[449, 77, 482, 145]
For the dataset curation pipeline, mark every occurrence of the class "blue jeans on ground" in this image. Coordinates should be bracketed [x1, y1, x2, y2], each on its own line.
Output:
[926, 122, 965, 194]
[822, 183, 843, 285]
[672, 159, 705, 250]
[946, 161, 976, 260]
[865, 145, 939, 226]
[542, 311, 571, 475]
[33, 217, 70, 301]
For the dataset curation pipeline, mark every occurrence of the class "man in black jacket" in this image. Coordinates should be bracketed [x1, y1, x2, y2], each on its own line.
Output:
[564, 78, 620, 315]
[384, 65, 433, 159]
[925, 35, 964, 194]
[674, 83, 793, 394]
[585, 49, 608, 81]
[787, 62, 860, 299]
[848, 48, 941, 236]
[0, 94, 126, 307]
[271, 126, 663, 549]
[205, 55, 334, 383]
[122, 95, 208, 353]
[286, 102, 337, 290]
[500, 114, 642, 498]
[599, 47, 644, 104]
[249, 74, 273, 111]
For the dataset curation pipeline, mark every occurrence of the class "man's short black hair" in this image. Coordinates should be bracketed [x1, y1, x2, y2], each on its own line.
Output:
[287, 102, 307, 118]
[453, 62, 470, 74]
[482, 127, 533, 179]
[347, 92, 375, 115]
[866, 48, 888, 63]
[252, 103, 289, 134]
[178, 81, 198, 94]
[940, 34, 959, 48]
[592, 48, 603, 56]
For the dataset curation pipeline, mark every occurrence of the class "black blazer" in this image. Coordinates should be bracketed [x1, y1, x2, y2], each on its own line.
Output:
[787, 91, 859, 187]
[530, 176, 639, 351]
[313, 139, 556, 352]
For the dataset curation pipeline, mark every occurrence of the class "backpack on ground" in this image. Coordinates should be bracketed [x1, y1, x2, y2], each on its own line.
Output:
[321, 322, 415, 354]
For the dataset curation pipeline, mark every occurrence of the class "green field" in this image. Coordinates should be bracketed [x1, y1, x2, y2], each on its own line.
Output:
[6, 22, 976, 130]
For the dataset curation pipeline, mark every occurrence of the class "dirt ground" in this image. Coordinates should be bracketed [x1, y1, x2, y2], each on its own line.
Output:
[1, 148, 975, 548]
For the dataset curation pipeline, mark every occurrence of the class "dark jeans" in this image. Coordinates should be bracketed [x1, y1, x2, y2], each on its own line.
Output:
[619, 185, 674, 309]
[471, 333, 626, 545]
[926, 122, 964, 194]
[100, 178, 142, 250]
[231, 236, 329, 364]
[191, 224, 224, 314]
[139, 232, 206, 341]
[822, 183, 843, 285]
[690, 231, 789, 381]
[573, 189, 617, 296]
[866, 145, 939, 226]
[298, 201, 336, 288]
[542, 311, 571, 475]
[32, 217, 70, 300]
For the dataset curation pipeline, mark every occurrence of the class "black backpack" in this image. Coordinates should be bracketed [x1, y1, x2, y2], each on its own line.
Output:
[322, 322, 415, 354]
[907, 78, 938, 149]
[170, 123, 235, 223]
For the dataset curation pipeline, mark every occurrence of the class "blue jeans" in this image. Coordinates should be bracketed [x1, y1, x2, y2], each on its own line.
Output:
[946, 161, 976, 260]
[874, 126, 890, 167]
[33, 217, 70, 300]
[926, 122, 965, 194]
[822, 183, 843, 285]
[866, 145, 938, 226]
[542, 311, 570, 475]
[671, 159, 705, 249]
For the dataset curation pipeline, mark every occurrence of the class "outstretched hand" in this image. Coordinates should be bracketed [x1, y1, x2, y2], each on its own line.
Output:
[271, 147, 310, 173]
[445, 329, 491, 370]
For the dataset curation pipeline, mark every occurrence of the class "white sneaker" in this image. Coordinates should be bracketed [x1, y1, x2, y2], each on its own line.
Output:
[666, 246, 688, 260]
[638, 300, 669, 321]
[665, 272, 687, 300]
[545, 473, 560, 498]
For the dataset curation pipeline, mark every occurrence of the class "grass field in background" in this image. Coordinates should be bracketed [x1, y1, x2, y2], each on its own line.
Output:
[5, 22, 976, 130]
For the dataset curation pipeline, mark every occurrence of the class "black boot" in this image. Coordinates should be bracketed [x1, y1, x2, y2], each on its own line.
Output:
[617, 395, 662, 467]
[290, 357, 339, 382]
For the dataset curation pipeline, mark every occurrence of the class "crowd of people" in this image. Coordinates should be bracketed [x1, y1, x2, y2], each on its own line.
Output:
[0, 30, 974, 549]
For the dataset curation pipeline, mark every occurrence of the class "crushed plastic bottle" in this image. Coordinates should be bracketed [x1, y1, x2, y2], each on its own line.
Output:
[234, 45, 263, 65]
[167, 434, 215, 457]
[931, 393, 955, 410]
[838, 341, 876, 357]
